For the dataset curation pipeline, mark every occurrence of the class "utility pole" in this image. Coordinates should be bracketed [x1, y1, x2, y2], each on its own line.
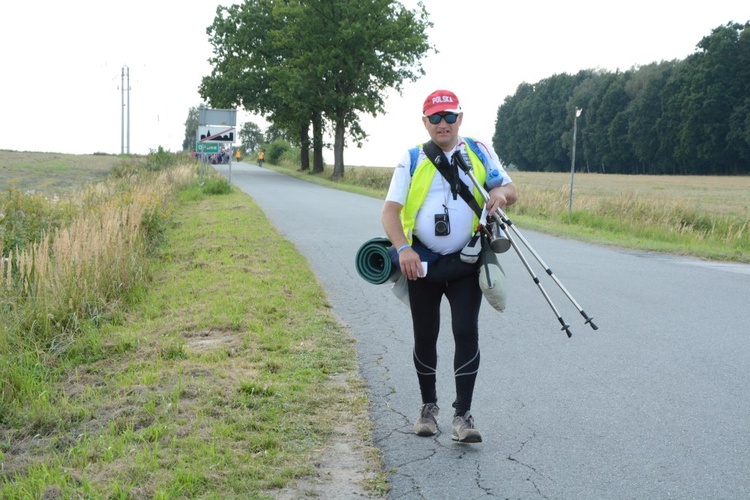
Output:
[121, 65, 130, 155]
[569, 108, 582, 222]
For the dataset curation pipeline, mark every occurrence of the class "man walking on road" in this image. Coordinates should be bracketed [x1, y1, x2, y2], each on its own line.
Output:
[381, 89, 517, 443]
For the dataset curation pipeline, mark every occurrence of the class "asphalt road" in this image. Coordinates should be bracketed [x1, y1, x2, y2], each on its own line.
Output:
[216, 162, 750, 499]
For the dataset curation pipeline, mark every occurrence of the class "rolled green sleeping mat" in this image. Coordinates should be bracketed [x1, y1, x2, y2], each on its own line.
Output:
[355, 237, 398, 285]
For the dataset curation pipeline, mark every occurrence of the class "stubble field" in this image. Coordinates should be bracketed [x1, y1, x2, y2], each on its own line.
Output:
[0, 150, 128, 197]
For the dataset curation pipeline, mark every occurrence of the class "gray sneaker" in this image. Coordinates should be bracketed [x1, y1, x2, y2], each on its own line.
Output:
[414, 403, 439, 436]
[451, 413, 482, 443]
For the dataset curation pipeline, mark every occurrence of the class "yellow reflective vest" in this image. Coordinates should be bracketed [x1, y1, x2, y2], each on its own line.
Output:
[401, 145, 487, 244]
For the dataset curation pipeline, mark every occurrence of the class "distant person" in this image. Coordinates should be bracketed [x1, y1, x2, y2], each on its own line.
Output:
[257, 149, 265, 168]
[235, 149, 241, 163]
[380, 89, 517, 443]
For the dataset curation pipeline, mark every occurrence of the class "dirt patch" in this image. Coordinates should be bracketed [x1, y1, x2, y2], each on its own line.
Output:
[273, 373, 385, 499]
[274, 426, 381, 499]
[182, 327, 245, 355]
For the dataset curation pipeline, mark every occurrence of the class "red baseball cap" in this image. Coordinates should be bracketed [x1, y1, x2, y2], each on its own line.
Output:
[423, 89, 462, 116]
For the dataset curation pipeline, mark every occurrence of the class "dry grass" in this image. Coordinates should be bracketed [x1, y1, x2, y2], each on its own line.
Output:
[511, 171, 750, 217]
[1, 164, 195, 342]
[508, 172, 750, 259]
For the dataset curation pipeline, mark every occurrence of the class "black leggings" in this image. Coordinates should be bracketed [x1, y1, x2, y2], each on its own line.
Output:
[407, 272, 482, 415]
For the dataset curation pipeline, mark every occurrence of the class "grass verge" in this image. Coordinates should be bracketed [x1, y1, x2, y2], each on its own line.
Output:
[1, 178, 385, 498]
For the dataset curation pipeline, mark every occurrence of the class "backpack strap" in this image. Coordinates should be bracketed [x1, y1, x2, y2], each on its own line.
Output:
[463, 137, 488, 166]
[422, 140, 483, 218]
[408, 146, 421, 176]
[412, 137, 488, 174]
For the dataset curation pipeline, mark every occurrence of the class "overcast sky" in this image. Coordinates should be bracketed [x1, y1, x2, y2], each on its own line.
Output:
[1, 0, 746, 167]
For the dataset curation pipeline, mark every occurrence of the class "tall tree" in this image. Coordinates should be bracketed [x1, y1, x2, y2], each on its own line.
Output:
[691, 22, 750, 173]
[201, 1, 321, 170]
[494, 86, 530, 169]
[238, 122, 264, 153]
[293, 0, 432, 178]
[182, 105, 202, 152]
[626, 62, 675, 174]
[727, 23, 750, 170]
[201, 0, 432, 178]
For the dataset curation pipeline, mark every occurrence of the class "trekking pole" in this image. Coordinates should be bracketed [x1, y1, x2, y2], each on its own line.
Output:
[452, 152, 598, 333]
[495, 218, 573, 337]
[495, 211, 597, 331]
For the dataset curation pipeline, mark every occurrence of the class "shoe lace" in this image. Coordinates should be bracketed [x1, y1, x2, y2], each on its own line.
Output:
[456, 413, 474, 428]
[420, 404, 436, 419]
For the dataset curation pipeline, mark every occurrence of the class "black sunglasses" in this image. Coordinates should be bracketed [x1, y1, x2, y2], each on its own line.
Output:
[426, 112, 459, 125]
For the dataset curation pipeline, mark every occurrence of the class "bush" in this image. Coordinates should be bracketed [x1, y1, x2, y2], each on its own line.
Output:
[0, 189, 70, 256]
[144, 147, 183, 172]
[201, 176, 232, 195]
[279, 146, 305, 168]
[265, 140, 292, 165]
[110, 158, 145, 178]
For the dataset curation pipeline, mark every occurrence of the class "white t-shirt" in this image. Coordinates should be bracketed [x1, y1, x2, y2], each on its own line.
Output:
[385, 137, 513, 255]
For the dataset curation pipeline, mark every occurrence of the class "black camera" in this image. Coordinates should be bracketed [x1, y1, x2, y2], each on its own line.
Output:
[434, 213, 450, 236]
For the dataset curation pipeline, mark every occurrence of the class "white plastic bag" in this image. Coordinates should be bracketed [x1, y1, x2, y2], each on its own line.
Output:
[478, 237, 507, 312]
[460, 233, 482, 264]
[390, 272, 410, 307]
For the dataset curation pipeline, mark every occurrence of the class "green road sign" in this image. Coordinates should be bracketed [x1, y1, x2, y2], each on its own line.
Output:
[197, 143, 220, 153]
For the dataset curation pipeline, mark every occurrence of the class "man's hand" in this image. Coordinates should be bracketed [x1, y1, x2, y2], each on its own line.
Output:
[487, 183, 518, 215]
[398, 247, 424, 280]
[381, 200, 424, 280]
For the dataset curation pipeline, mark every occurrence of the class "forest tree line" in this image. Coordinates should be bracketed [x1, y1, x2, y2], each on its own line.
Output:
[493, 22, 750, 175]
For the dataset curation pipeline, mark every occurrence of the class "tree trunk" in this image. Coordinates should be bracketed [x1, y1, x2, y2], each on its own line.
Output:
[332, 118, 346, 179]
[298, 122, 310, 171]
[312, 112, 325, 174]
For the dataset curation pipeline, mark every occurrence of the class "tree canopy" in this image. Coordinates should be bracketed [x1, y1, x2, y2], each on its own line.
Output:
[200, 0, 432, 177]
[238, 122, 264, 153]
